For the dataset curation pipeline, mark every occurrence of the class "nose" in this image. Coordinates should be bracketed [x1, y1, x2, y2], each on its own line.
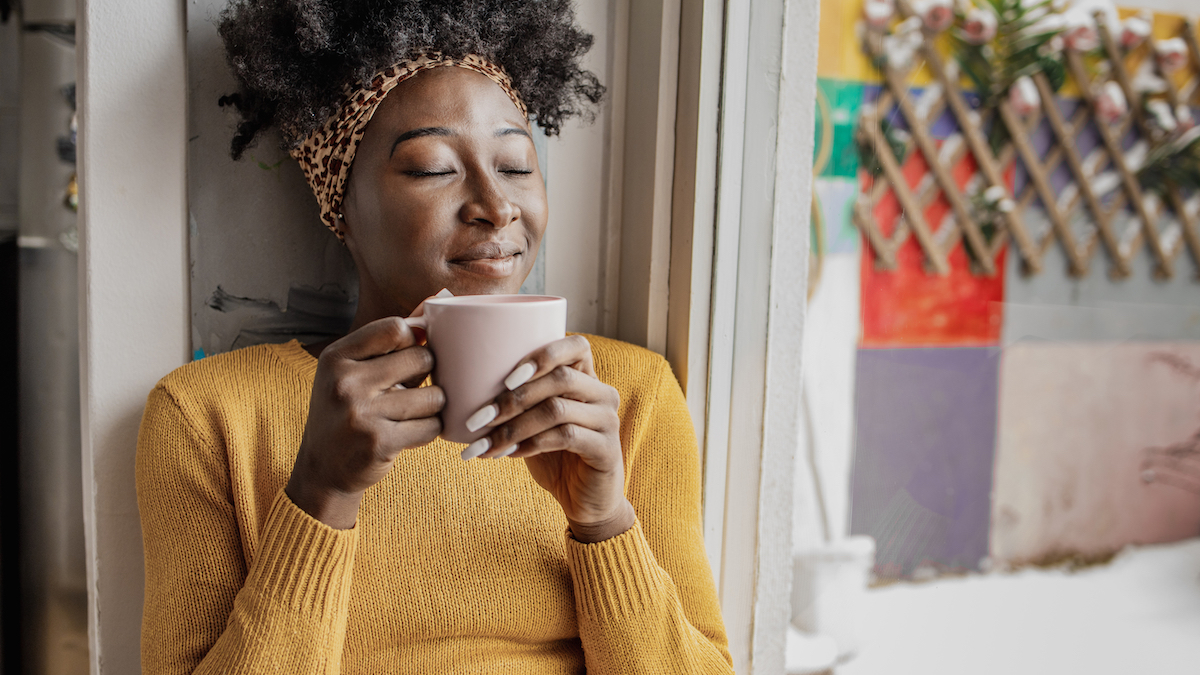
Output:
[459, 170, 520, 229]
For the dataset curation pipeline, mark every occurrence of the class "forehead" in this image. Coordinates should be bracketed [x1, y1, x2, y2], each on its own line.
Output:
[372, 66, 528, 131]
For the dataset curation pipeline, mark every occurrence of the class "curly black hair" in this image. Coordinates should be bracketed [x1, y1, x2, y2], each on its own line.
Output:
[217, 0, 604, 159]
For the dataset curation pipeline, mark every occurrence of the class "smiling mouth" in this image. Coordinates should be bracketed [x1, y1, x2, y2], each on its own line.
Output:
[449, 242, 525, 278]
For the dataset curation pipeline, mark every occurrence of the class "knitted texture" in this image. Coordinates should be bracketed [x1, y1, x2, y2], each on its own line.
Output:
[136, 334, 733, 674]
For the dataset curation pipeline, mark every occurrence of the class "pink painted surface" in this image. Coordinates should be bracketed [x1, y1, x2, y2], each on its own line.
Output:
[993, 343, 1200, 563]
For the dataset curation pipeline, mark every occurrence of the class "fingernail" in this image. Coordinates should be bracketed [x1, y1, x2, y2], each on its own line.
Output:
[505, 362, 536, 391]
[465, 404, 498, 432]
[461, 437, 490, 460]
[493, 444, 519, 459]
[436, 288, 454, 298]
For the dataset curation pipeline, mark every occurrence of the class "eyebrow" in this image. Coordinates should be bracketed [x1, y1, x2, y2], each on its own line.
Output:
[390, 127, 453, 156]
[389, 125, 531, 156]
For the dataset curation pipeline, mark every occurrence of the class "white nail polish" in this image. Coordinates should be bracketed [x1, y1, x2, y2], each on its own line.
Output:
[436, 288, 454, 298]
[494, 444, 519, 459]
[465, 404, 498, 432]
[504, 362, 536, 391]
[461, 437, 490, 460]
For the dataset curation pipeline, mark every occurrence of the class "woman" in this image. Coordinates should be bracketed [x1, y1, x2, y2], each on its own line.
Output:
[136, 1, 732, 672]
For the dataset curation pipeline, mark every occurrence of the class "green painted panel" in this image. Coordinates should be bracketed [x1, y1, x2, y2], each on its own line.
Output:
[815, 78, 865, 179]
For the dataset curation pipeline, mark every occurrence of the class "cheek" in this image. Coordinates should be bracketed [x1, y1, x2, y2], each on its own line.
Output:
[520, 187, 550, 234]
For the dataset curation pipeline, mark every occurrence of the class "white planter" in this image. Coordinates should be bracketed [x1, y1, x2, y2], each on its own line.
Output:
[790, 536, 876, 661]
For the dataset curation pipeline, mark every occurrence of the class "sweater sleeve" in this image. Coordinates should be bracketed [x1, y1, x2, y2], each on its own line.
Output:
[565, 358, 734, 674]
[136, 383, 357, 674]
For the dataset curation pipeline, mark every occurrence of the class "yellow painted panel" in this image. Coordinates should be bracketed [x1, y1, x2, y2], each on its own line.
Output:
[817, 1, 1198, 100]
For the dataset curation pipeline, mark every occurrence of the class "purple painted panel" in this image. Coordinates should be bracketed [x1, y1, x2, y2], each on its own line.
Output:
[850, 347, 1000, 578]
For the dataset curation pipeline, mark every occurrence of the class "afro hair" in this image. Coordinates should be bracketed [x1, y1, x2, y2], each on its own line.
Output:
[217, 0, 604, 159]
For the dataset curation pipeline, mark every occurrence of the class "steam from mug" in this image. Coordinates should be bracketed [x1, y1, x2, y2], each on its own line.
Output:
[404, 295, 567, 444]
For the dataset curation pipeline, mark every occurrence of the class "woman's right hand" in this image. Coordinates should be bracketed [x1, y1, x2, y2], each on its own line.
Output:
[285, 316, 445, 529]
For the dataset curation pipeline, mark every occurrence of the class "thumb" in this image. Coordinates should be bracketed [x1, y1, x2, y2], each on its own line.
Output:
[406, 288, 453, 343]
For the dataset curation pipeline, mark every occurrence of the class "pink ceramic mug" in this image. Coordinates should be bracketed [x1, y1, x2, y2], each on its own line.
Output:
[404, 295, 567, 443]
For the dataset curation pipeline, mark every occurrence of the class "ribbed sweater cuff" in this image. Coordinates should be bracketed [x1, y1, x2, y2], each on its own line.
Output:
[245, 490, 359, 622]
[565, 520, 669, 621]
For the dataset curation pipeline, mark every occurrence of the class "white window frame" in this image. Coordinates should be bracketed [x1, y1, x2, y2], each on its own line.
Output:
[667, 0, 821, 672]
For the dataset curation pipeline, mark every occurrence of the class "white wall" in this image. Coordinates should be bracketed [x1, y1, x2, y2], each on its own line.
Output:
[78, 1, 189, 673]
[543, 0, 627, 336]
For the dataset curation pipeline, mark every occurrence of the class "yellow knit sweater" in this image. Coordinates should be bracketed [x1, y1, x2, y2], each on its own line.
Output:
[136, 334, 733, 674]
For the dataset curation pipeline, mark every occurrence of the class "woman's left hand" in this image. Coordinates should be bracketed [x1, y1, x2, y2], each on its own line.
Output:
[466, 335, 635, 543]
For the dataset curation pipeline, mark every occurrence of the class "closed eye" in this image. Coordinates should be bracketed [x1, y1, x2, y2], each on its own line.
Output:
[502, 168, 534, 175]
[404, 169, 455, 177]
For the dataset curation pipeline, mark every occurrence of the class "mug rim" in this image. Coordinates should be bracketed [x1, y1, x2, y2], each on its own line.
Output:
[424, 294, 565, 307]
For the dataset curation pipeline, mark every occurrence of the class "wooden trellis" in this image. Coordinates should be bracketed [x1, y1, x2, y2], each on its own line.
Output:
[855, 2, 1200, 279]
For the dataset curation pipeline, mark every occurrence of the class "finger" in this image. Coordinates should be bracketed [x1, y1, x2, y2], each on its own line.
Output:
[357, 345, 435, 392]
[325, 316, 419, 362]
[373, 385, 445, 422]
[471, 366, 617, 431]
[506, 424, 611, 462]
[503, 335, 594, 391]
[387, 416, 443, 452]
[478, 397, 612, 458]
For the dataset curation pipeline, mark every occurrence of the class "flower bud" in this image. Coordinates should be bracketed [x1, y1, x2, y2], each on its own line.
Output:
[912, 0, 954, 33]
[1155, 38, 1189, 74]
[1063, 11, 1099, 52]
[1119, 15, 1152, 50]
[1094, 81, 1128, 125]
[863, 0, 895, 30]
[962, 8, 998, 45]
[1008, 76, 1041, 117]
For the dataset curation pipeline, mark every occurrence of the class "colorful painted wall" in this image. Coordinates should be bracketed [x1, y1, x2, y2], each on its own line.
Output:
[794, 0, 1200, 578]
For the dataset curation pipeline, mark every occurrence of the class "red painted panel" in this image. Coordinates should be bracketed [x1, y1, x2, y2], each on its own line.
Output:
[859, 149, 1007, 347]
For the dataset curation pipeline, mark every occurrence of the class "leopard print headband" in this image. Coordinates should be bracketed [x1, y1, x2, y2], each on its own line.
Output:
[290, 53, 528, 239]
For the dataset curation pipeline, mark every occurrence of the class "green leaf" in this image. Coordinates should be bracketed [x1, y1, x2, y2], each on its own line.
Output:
[1039, 57, 1066, 91]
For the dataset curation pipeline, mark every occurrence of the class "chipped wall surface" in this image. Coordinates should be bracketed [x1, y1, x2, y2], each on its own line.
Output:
[186, 1, 357, 358]
[993, 343, 1200, 563]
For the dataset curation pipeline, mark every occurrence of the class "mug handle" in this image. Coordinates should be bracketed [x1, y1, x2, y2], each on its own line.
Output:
[404, 315, 428, 331]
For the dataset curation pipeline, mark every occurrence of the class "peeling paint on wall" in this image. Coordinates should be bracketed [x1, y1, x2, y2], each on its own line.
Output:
[204, 284, 355, 353]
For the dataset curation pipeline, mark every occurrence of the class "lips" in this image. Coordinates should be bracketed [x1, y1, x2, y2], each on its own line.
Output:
[450, 240, 524, 263]
[448, 240, 525, 278]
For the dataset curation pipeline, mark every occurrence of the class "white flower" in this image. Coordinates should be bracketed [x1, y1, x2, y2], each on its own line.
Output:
[1119, 15, 1152, 50]
[984, 185, 1007, 203]
[1177, 105, 1196, 132]
[1147, 99, 1178, 133]
[1039, 35, 1065, 57]
[1094, 81, 1127, 124]
[912, 0, 954, 33]
[1155, 38, 1189, 73]
[1062, 10, 1100, 52]
[1090, 172, 1121, 197]
[1008, 76, 1041, 116]
[863, 0, 895, 31]
[962, 7, 998, 45]
[1130, 61, 1168, 95]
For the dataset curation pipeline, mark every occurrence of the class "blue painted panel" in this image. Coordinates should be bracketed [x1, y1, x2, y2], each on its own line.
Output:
[850, 347, 1000, 578]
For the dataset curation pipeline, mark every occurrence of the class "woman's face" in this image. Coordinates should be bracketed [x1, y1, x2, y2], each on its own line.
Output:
[341, 67, 548, 319]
